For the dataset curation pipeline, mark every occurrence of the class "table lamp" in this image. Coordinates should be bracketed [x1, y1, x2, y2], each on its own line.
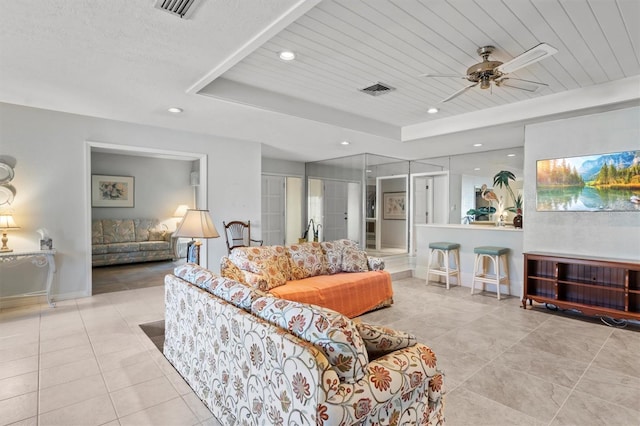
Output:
[173, 209, 219, 264]
[0, 214, 20, 252]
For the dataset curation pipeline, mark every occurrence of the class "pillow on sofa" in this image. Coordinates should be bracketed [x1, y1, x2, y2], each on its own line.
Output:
[252, 296, 369, 384]
[173, 263, 218, 291]
[356, 322, 417, 358]
[211, 279, 268, 312]
[341, 246, 369, 272]
[288, 242, 328, 279]
[321, 239, 359, 274]
[220, 257, 247, 285]
[148, 230, 168, 241]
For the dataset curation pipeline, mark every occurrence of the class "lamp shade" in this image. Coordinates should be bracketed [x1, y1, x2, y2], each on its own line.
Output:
[0, 215, 19, 230]
[174, 209, 219, 239]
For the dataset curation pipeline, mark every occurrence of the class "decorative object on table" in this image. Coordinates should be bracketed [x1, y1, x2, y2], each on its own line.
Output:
[536, 150, 639, 212]
[174, 209, 219, 265]
[493, 170, 523, 227]
[91, 175, 135, 208]
[37, 228, 53, 250]
[383, 192, 406, 220]
[0, 213, 19, 252]
[300, 219, 322, 242]
[223, 220, 263, 254]
[513, 208, 523, 229]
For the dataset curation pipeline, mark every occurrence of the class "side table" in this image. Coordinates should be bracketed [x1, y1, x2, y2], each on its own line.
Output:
[0, 249, 57, 307]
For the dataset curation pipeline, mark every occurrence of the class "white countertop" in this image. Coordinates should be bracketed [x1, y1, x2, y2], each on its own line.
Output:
[416, 223, 523, 232]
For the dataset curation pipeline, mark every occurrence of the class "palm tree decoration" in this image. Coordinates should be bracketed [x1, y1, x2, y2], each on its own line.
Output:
[493, 170, 522, 213]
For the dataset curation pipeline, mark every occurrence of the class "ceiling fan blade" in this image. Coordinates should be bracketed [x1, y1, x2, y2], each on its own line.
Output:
[496, 43, 557, 74]
[440, 83, 478, 103]
[496, 78, 541, 93]
[419, 73, 467, 78]
[502, 77, 549, 86]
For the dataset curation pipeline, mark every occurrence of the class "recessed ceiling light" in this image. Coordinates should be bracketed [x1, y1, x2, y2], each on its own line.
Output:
[279, 51, 296, 61]
[427, 107, 439, 114]
[507, 153, 516, 157]
[168, 107, 183, 113]
[341, 141, 350, 145]
[366, 169, 372, 173]
[474, 167, 481, 171]
[473, 143, 483, 147]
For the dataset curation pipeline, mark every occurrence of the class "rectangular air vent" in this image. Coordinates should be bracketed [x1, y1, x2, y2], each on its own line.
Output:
[155, 0, 197, 19]
[359, 82, 395, 96]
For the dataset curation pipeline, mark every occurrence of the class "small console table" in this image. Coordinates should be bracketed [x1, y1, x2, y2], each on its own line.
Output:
[0, 249, 57, 307]
[523, 252, 640, 321]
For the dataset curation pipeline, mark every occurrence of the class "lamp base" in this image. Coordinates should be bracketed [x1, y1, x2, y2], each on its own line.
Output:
[1, 232, 12, 252]
[186, 240, 202, 265]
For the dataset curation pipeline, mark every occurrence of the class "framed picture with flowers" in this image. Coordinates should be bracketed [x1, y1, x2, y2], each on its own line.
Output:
[91, 175, 135, 207]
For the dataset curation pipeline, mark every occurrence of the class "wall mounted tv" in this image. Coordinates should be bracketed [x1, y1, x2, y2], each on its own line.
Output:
[536, 150, 639, 212]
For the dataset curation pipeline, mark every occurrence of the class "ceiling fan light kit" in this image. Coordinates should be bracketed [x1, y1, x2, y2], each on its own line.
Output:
[423, 43, 557, 103]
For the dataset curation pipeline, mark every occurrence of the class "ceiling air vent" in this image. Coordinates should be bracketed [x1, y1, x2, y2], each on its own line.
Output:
[155, 0, 197, 19]
[359, 82, 395, 96]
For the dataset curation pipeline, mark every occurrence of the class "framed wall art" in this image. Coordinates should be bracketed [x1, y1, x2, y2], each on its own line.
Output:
[383, 192, 406, 220]
[91, 175, 135, 208]
[536, 150, 639, 212]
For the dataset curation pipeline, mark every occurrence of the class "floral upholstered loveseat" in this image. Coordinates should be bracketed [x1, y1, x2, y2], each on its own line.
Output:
[164, 263, 445, 425]
[91, 219, 174, 266]
[220, 240, 393, 318]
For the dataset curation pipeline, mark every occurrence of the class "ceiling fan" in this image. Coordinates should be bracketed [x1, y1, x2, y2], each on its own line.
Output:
[421, 43, 557, 103]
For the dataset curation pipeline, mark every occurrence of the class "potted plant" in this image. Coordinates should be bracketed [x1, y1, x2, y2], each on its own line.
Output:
[493, 170, 523, 227]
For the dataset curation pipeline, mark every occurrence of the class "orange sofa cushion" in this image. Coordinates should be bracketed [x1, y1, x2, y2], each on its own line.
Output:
[269, 270, 393, 318]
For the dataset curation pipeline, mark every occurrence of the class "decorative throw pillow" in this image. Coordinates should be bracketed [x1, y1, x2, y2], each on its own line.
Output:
[251, 296, 369, 383]
[356, 322, 417, 358]
[341, 246, 369, 272]
[287, 242, 328, 279]
[241, 270, 271, 292]
[148, 230, 167, 241]
[220, 257, 247, 285]
[229, 246, 291, 281]
[321, 239, 360, 274]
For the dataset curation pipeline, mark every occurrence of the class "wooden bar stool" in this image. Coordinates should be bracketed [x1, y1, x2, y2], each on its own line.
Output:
[471, 246, 510, 300]
[426, 242, 460, 289]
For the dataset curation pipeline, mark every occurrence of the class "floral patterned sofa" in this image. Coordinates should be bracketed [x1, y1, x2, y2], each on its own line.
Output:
[220, 240, 393, 318]
[164, 263, 445, 425]
[91, 219, 174, 266]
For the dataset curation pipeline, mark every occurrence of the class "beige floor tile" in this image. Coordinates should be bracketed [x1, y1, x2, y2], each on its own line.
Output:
[39, 357, 101, 390]
[0, 341, 39, 364]
[38, 395, 117, 426]
[38, 342, 95, 370]
[39, 332, 90, 354]
[445, 388, 544, 426]
[96, 345, 152, 373]
[0, 391, 37, 426]
[464, 363, 572, 423]
[38, 374, 108, 414]
[573, 364, 640, 413]
[102, 358, 164, 392]
[519, 329, 605, 364]
[5, 416, 38, 426]
[0, 356, 38, 381]
[550, 389, 640, 426]
[118, 397, 198, 426]
[495, 344, 589, 388]
[110, 376, 179, 418]
[90, 333, 146, 356]
[0, 371, 38, 401]
[182, 393, 214, 423]
[591, 331, 640, 379]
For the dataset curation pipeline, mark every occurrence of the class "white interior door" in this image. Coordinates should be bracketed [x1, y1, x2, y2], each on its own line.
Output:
[414, 176, 433, 225]
[323, 180, 348, 241]
[261, 175, 285, 246]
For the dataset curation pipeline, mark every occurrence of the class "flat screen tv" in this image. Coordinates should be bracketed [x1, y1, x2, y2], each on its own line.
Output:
[536, 150, 639, 212]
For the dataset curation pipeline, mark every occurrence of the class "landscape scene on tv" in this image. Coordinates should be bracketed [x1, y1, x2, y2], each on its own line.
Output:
[536, 150, 640, 211]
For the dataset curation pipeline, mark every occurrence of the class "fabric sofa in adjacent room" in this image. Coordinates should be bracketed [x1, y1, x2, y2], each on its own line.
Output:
[220, 239, 393, 318]
[91, 219, 174, 266]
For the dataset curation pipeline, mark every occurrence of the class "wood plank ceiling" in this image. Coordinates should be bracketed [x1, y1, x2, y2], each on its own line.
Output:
[217, 0, 640, 127]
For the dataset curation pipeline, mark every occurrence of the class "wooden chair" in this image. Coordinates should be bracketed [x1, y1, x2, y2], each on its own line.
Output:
[223, 220, 263, 254]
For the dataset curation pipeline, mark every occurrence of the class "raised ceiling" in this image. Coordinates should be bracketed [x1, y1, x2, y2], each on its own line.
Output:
[1, 1, 639, 162]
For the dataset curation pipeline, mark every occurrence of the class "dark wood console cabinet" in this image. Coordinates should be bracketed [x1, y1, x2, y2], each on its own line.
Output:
[523, 252, 640, 321]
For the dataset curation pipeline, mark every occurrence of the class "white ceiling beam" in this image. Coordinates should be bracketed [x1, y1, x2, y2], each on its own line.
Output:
[401, 76, 640, 142]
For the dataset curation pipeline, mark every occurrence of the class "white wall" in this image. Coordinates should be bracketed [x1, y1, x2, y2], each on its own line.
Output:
[92, 152, 194, 230]
[380, 177, 407, 249]
[262, 157, 305, 176]
[0, 102, 261, 302]
[523, 106, 640, 259]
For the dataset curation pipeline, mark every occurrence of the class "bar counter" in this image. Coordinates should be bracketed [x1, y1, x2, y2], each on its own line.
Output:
[414, 223, 523, 298]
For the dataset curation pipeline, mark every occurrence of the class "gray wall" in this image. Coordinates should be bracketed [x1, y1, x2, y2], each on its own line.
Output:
[91, 152, 194, 229]
[0, 102, 261, 302]
[523, 106, 640, 259]
[262, 157, 305, 176]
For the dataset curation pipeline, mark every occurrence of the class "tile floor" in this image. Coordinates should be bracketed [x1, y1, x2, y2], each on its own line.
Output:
[1, 274, 639, 425]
